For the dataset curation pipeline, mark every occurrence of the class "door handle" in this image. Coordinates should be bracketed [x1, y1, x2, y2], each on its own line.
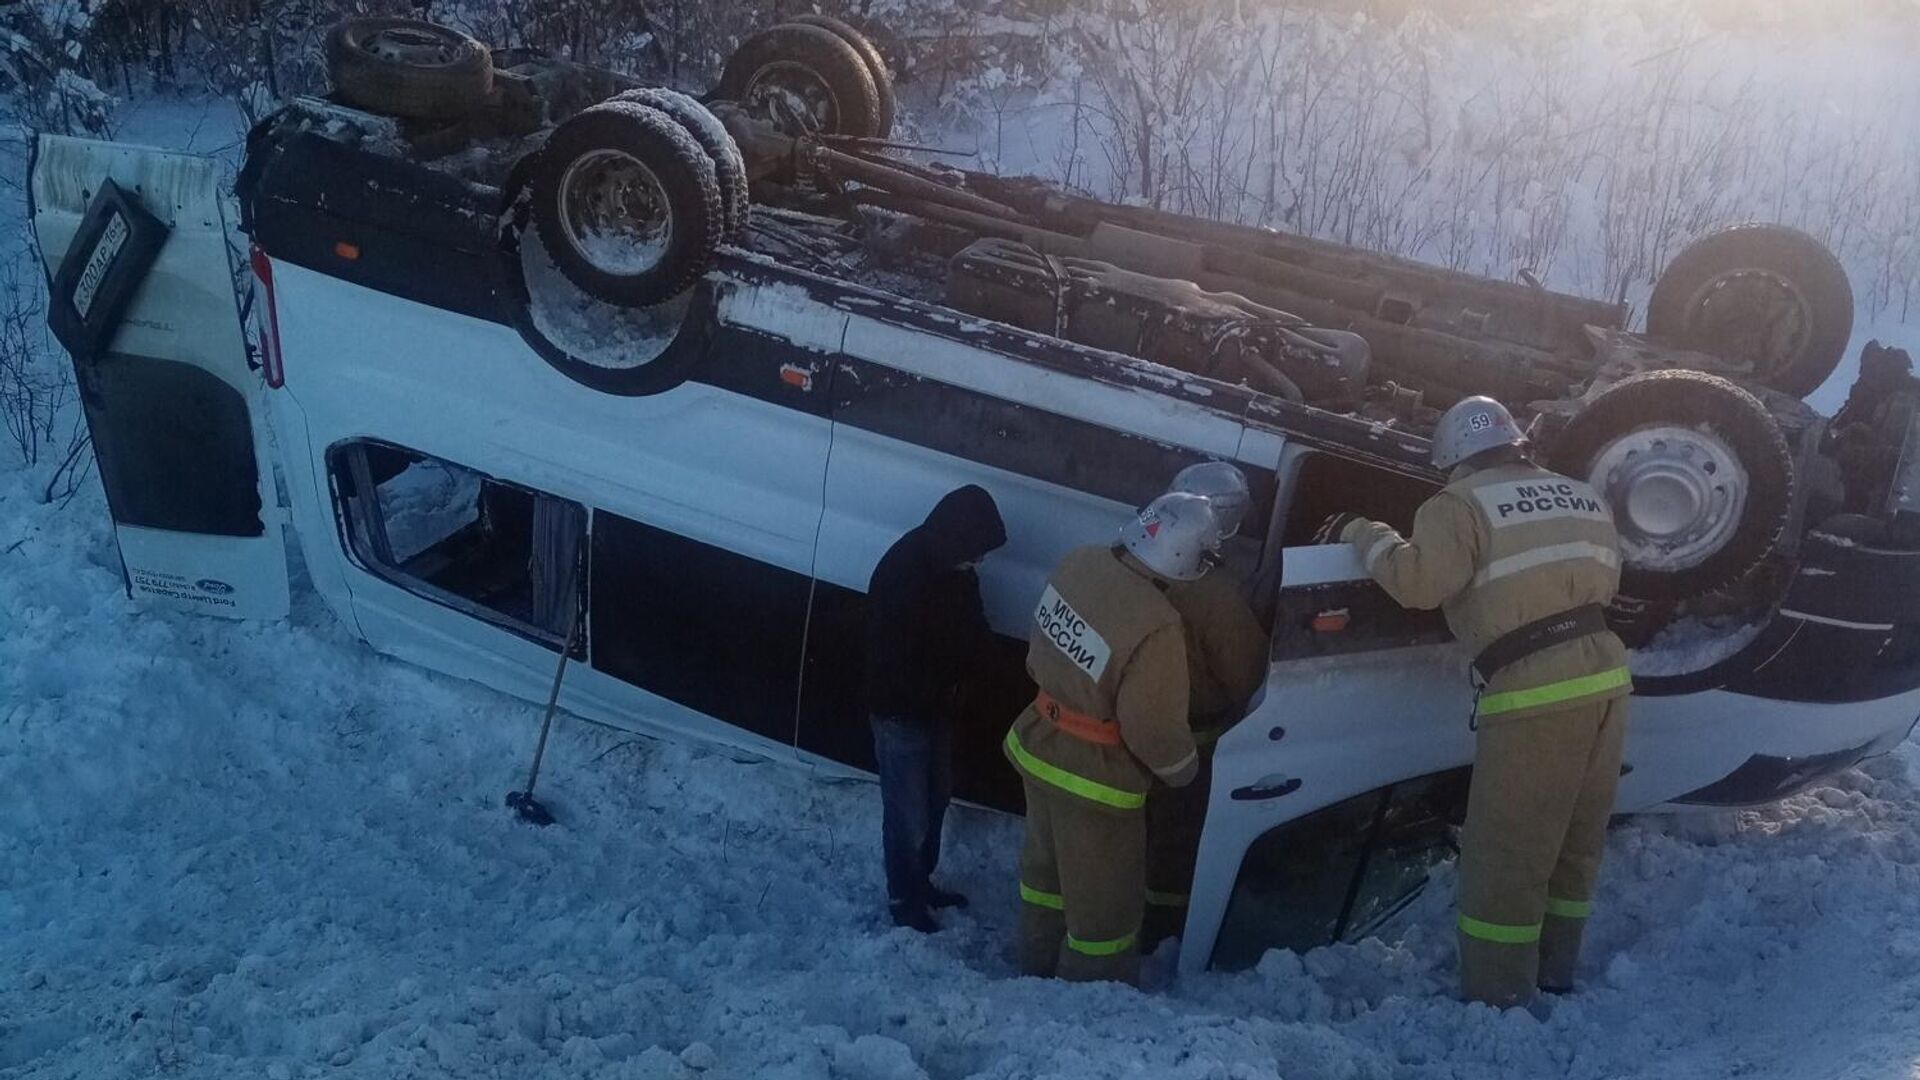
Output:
[1229, 776, 1301, 801]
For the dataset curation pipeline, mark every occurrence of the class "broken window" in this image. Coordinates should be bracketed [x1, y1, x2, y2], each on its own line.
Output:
[1210, 768, 1469, 970]
[328, 441, 584, 646]
[1282, 452, 1436, 546]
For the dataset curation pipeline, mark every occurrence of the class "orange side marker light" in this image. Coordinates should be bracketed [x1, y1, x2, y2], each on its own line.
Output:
[1311, 609, 1351, 633]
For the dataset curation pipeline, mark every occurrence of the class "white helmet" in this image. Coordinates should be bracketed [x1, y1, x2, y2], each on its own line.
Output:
[1170, 461, 1252, 540]
[1120, 493, 1221, 582]
[1431, 396, 1526, 470]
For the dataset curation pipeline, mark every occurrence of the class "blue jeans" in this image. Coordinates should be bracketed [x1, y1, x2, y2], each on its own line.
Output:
[871, 714, 953, 911]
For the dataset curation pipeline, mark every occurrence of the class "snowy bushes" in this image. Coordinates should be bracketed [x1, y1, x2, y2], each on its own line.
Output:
[958, 0, 1920, 324]
[0, 250, 89, 502]
[0, 0, 113, 135]
[1, 0, 1916, 327]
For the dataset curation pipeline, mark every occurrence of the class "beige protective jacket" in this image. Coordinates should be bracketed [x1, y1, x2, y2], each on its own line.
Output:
[1163, 570, 1267, 731]
[1005, 546, 1198, 812]
[1343, 462, 1631, 723]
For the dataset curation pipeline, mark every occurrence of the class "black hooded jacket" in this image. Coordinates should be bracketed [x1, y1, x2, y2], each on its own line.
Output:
[865, 485, 1008, 721]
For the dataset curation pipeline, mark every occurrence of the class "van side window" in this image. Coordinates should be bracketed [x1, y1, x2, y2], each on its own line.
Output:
[1283, 452, 1436, 544]
[1249, 449, 1444, 643]
[587, 509, 811, 744]
[328, 441, 584, 645]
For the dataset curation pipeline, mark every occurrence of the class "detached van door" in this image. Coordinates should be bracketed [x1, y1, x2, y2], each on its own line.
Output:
[32, 136, 289, 620]
[1179, 542, 1474, 976]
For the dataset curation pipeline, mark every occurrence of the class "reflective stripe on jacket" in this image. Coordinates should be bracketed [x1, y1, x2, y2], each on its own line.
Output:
[1005, 546, 1197, 811]
[1346, 463, 1632, 723]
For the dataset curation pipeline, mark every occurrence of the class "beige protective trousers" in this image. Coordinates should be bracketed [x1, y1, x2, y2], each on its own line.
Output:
[1457, 696, 1627, 1006]
[1141, 741, 1214, 949]
[1017, 776, 1147, 985]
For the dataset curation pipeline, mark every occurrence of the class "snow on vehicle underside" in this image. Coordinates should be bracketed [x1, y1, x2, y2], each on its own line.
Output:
[251, 16, 1920, 641]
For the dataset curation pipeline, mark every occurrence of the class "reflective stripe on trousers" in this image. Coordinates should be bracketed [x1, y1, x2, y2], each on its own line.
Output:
[1067, 930, 1137, 957]
[1020, 882, 1064, 910]
[1477, 666, 1631, 718]
[1459, 896, 1592, 944]
[1458, 914, 1540, 944]
[1020, 881, 1140, 962]
[1004, 728, 1146, 810]
[1546, 897, 1592, 918]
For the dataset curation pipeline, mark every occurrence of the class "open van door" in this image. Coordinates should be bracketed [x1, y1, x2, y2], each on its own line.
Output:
[1179, 539, 1476, 976]
[31, 136, 289, 620]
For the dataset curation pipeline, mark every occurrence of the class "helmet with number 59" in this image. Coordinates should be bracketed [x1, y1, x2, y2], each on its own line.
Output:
[1431, 396, 1526, 470]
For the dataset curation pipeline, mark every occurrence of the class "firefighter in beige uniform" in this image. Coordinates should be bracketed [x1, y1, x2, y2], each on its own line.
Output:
[1143, 463, 1268, 947]
[1006, 493, 1216, 984]
[1332, 396, 1631, 1008]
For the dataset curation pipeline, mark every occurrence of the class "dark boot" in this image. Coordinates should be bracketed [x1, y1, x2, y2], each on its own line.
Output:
[890, 902, 940, 933]
[927, 886, 970, 910]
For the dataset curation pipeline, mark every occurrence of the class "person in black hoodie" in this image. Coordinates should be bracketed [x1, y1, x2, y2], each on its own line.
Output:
[866, 484, 1008, 932]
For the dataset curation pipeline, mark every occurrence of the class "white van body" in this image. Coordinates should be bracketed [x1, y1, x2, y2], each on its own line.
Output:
[32, 133, 1920, 974]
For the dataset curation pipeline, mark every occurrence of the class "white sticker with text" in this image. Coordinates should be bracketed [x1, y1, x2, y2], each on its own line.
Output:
[1034, 585, 1111, 681]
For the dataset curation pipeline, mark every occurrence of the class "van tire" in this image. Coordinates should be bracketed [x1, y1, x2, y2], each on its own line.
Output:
[530, 102, 723, 309]
[612, 88, 750, 242]
[716, 23, 883, 139]
[325, 17, 493, 121]
[1549, 369, 1793, 603]
[785, 15, 896, 140]
[1647, 224, 1854, 399]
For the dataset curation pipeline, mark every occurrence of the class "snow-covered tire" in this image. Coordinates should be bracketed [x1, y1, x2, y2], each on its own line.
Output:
[784, 15, 896, 140]
[1549, 370, 1793, 603]
[611, 88, 750, 242]
[716, 23, 883, 139]
[1648, 224, 1854, 399]
[325, 17, 493, 121]
[530, 102, 723, 309]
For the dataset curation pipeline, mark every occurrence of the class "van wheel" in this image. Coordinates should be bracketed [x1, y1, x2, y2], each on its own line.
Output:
[717, 23, 883, 139]
[611, 88, 750, 242]
[1548, 370, 1793, 603]
[1647, 224, 1854, 399]
[784, 15, 896, 140]
[504, 195, 711, 397]
[531, 101, 723, 308]
[325, 17, 493, 121]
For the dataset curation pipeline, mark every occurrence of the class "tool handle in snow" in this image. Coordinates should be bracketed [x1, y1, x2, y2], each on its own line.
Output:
[520, 606, 580, 798]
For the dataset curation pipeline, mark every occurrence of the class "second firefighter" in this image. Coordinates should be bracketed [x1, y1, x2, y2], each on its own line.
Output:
[1006, 493, 1218, 985]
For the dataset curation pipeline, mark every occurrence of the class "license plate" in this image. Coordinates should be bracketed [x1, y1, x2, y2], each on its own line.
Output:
[72, 211, 130, 320]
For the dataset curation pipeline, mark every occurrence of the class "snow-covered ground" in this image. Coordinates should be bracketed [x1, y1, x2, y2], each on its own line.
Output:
[10, 86, 1920, 1078]
[10, 410, 1920, 1080]
[12, 429, 1920, 1080]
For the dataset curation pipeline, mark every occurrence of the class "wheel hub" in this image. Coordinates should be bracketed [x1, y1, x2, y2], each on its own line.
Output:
[555, 149, 673, 277]
[366, 27, 460, 66]
[1684, 269, 1812, 379]
[1588, 424, 1748, 572]
[745, 62, 838, 136]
